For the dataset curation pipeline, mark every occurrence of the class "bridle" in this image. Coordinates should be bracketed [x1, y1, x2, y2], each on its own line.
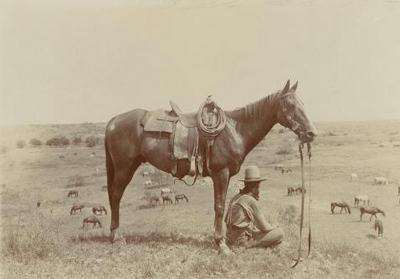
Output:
[278, 92, 313, 268]
[278, 93, 301, 135]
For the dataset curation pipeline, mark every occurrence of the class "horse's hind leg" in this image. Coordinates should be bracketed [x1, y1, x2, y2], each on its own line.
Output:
[109, 159, 142, 242]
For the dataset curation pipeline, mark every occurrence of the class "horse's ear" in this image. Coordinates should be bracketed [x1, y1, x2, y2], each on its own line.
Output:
[290, 81, 298, 92]
[281, 79, 290, 94]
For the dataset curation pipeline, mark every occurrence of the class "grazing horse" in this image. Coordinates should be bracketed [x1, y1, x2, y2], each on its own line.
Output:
[144, 181, 152, 187]
[295, 186, 306, 195]
[374, 177, 388, 185]
[70, 204, 84, 214]
[83, 216, 102, 228]
[354, 195, 369, 206]
[175, 194, 189, 203]
[330, 201, 351, 214]
[92, 206, 108, 215]
[287, 187, 295, 196]
[161, 188, 174, 205]
[68, 190, 78, 198]
[105, 80, 317, 253]
[359, 206, 385, 221]
[350, 173, 359, 182]
[142, 171, 149, 178]
[281, 167, 292, 174]
[374, 218, 383, 238]
[275, 164, 284, 171]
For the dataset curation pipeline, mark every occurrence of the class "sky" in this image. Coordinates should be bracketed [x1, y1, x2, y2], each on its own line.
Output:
[1, 0, 400, 125]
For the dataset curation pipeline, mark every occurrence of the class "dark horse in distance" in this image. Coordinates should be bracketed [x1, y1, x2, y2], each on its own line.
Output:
[105, 80, 317, 254]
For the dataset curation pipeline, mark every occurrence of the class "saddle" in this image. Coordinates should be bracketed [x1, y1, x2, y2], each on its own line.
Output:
[141, 96, 227, 178]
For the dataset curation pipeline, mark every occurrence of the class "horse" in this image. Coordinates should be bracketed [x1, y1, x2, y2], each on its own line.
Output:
[330, 201, 351, 214]
[374, 218, 383, 238]
[37, 201, 41, 208]
[92, 206, 108, 215]
[354, 195, 370, 206]
[275, 164, 284, 171]
[70, 204, 84, 215]
[144, 181, 152, 187]
[374, 177, 388, 185]
[350, 173, 359, 182]
[142, 171, 149, 178]
[295, 186, 306, 195]
[287, 187, 295, 196]
[161, 188, 174, 205]
[281, 167, 292, 174]
[105, 80, 317, 254]
[359, 206, 385, 221]
[59, 155, 65, 159]
[175, 194, 189, 203]
[102, 186, 108, 192]
[83, 216, 102, 229]
[67, 190, 78, 198]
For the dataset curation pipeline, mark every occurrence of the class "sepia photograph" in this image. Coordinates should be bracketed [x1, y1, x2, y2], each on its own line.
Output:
[1, 0, 400, 278]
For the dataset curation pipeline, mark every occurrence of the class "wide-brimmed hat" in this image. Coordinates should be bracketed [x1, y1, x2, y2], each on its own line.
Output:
[238, 166, 267, 182]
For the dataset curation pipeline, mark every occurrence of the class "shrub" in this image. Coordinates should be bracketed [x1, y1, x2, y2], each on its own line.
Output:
[275, 147, 292, 155]
[16, 140, 26, 148]
[0, 145, 8, 154]
[29, 138, 42, 147]
[72, 137, 82, 145]
[85, 136, 100, 148]
[46, 136, 69, 147]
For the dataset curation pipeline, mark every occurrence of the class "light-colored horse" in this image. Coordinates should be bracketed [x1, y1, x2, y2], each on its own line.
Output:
[350, 173, 359, 182]
[354, 195, 370, 206]
[144, 180, 153, 187]
[374, 177, 388, 185]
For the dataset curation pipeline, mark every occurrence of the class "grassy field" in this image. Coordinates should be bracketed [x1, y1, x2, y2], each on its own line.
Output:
[1, 120, 400, 278]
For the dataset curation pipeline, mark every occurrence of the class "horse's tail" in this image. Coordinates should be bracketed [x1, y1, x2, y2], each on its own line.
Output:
[105, 134, 114, 206]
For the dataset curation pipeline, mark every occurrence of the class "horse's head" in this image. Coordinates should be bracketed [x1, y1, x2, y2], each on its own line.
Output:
[276, 80, 317, 143]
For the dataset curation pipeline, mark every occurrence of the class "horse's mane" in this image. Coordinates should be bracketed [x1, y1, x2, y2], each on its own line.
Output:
[228, 91, 280, 120]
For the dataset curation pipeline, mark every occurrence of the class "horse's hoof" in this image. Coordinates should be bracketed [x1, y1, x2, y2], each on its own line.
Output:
[111, 230, 126, 244]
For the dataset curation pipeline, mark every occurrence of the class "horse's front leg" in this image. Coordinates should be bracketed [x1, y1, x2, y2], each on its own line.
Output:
[211, 168, 231, 255]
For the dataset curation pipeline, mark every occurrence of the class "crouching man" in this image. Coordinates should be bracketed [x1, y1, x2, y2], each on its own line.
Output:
[225, 165, 284, 249]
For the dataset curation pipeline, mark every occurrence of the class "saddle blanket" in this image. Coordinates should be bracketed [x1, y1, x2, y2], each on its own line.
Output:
[142, 109, 177, 133]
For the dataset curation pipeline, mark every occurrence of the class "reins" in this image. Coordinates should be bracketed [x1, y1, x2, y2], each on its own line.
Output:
[291, 142, 312, 268]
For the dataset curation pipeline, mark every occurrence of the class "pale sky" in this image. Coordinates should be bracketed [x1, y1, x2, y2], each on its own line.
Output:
[1, 0, 400, 125]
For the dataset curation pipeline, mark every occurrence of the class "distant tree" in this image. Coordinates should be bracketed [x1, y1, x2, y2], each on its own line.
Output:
[16, 140, 26, 149]
[29, 138, 42, 147]
[85, 136, 100, 148]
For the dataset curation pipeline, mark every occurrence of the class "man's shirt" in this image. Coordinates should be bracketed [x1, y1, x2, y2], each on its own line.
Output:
[224, 193, 273, 232]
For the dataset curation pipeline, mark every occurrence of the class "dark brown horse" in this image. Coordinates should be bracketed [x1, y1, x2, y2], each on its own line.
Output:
[287, 187, 295, 196]
[359, 206, 385, 221]
[105, 80, 317, 254]
[92, 206, 108, 215]
[83, 216, 102, 229]
[331, 201, 351, 214]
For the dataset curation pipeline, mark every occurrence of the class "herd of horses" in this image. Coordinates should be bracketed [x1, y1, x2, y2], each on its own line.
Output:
[67, 189, 108, 229]
[145, 188, 190, 205]
[329, 192, 390, 238]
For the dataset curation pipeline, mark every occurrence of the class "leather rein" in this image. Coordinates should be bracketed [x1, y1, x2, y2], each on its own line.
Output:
[291, 142, 312, 268]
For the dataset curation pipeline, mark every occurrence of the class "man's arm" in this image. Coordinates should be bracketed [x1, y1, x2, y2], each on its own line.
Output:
[247, 201, 274, 232]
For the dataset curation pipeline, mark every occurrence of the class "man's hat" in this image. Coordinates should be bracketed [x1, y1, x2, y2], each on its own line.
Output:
[238, 165, 267, 182]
